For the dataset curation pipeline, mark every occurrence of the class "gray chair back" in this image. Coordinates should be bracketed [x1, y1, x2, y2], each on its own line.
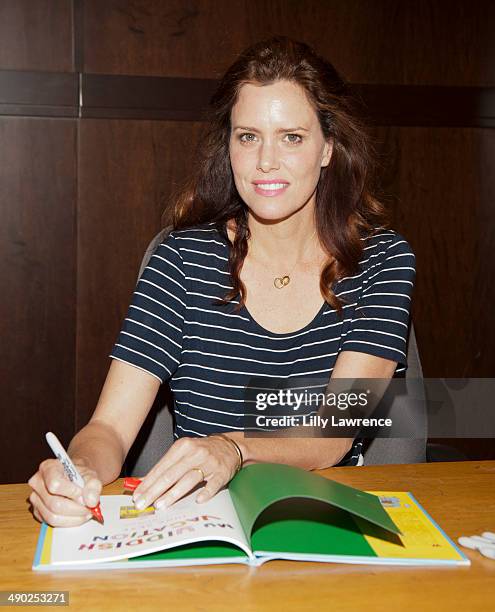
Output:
[124, 228, 426, 475]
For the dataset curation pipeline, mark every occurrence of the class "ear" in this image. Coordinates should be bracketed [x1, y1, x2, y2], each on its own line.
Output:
[321, 140, 333, 168]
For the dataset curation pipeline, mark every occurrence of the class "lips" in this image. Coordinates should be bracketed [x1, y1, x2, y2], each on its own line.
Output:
[252, 180, 290, 185]
[252, 180, 290, 197]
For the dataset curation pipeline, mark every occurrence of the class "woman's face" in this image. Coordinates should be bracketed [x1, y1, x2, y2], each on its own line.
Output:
[229, 79, 332, 223]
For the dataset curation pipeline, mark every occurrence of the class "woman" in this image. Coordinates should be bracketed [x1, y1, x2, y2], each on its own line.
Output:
[28, 36, 415, 526]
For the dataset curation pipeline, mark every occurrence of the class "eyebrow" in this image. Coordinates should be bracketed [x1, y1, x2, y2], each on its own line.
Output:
[233, 126, 309, 133]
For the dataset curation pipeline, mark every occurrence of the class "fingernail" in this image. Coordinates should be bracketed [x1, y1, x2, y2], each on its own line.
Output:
[134, 497, 146, 510]
[154, 500, 165, 509]
[196, 494, 206, 503]
[87, 495, 97, 507]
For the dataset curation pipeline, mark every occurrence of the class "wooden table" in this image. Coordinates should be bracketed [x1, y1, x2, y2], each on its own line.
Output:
[1, 461, 494, 611]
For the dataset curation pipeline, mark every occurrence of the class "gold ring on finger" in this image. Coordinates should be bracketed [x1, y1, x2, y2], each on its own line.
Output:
[192, 467, 205, 481]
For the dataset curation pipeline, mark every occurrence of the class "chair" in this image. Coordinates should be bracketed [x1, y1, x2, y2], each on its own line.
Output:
[124, 229, 427, 476]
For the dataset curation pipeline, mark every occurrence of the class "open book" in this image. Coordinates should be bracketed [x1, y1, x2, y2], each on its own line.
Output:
[33, 463, 469, 570]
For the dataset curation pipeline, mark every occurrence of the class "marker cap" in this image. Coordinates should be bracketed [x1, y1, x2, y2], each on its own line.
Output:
[123, 477, 142, 492]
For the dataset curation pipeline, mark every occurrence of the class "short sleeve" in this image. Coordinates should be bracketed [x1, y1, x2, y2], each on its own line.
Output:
[341, 234, 416, 370]
[109, 233, 187, 383]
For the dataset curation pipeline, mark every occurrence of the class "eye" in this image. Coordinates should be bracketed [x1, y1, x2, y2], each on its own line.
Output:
[285, 133, 303, 144]
[239, 133, 257, 143]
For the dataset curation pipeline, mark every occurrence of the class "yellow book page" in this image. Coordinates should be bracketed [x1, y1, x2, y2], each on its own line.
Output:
[355, 491, 464, 561]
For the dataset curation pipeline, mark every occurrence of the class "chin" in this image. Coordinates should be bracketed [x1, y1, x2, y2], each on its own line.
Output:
[247, 206, 295, 225]
[246, 199, 309, 225]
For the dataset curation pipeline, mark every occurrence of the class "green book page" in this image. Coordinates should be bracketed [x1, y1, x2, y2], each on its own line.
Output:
[129, 541, 248, 562]
[229, 464, 401, 547]
[250, 498, 377, 557]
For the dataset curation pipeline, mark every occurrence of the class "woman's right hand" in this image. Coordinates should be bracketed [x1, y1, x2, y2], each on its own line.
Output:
[28, 459, 102, 527]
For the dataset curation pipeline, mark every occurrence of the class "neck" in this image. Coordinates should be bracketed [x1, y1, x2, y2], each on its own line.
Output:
[246, 208, 320, 268]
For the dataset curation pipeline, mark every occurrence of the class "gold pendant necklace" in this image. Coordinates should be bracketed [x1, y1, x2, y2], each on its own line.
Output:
[273, 230, 317, 290]
[274, 275, 290, 289]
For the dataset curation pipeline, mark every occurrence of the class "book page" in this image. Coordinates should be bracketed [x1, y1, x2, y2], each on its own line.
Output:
[353, 491, 467, 562]
[251, 491, 467, 565]
[48, 489, 252, 566]
[228, 463, 400, 544]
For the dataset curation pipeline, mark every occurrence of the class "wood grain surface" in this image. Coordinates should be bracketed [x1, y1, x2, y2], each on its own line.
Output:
[0, 118, 77, 483]
[82, 0, 495, 85]
[1, 461, 494, 612]
[76, 119, 204, 428]
[0, 0, 73, 72]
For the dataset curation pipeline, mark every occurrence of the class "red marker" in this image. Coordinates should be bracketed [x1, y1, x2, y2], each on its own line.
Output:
[45, 432, 104, 525]
[89, 503, 104, 524]
[123, 477, 142, 492]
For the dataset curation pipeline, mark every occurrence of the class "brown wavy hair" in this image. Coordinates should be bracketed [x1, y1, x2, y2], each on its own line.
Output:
[169, 35, 387, 313]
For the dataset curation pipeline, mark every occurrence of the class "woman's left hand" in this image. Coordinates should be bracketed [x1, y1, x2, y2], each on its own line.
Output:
[132, 435, 240, 510]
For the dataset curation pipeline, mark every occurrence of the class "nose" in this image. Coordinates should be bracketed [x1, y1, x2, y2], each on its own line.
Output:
[256, 141, 280, 172]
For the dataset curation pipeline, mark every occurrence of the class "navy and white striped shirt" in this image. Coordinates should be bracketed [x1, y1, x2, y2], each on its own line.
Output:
[110, 223, 415, 466]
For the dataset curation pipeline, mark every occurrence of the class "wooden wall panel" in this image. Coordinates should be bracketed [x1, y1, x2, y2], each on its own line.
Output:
[0, 118, 76, 483]
[0, 0, 73, 72]
[83, 0, 495, 86]
[401, 0, 495, 87]
[375, 127, 495, 378]
[83, 0, 241, 78]
[76, 119, 204, 428]
[374, 126, 494, 456]
[373, 125, 495, 460]
[372, 126, 495, 377]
